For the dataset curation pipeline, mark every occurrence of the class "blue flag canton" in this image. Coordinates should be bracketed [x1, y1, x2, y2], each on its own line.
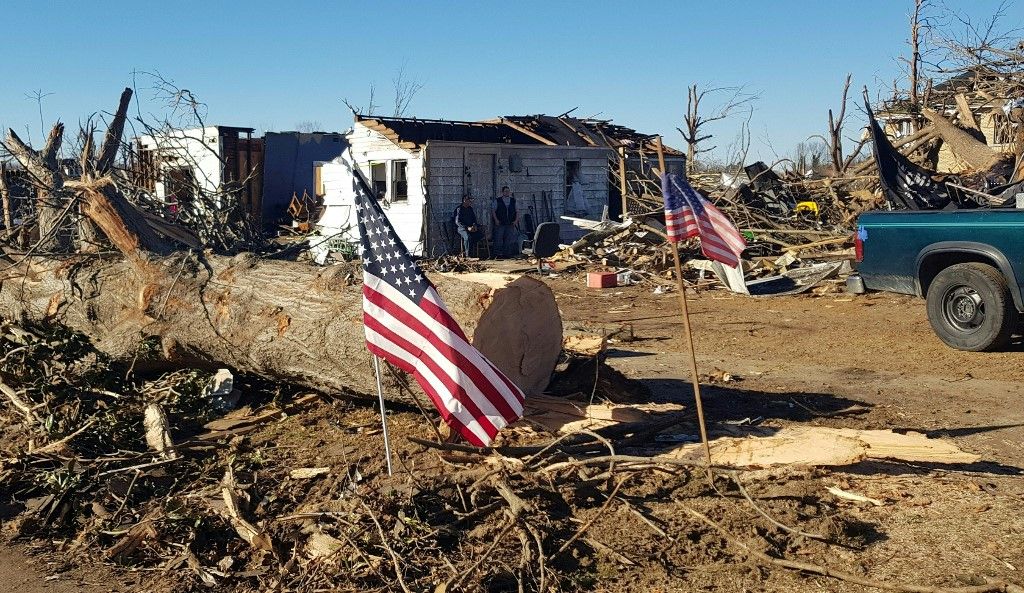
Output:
[663, 176, 685, 211]
[355, 191, 430, 302]
[664, 173, 705, 216]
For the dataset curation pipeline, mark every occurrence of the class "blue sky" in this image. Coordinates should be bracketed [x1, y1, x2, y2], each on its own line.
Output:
[2, 0, 1021, 162]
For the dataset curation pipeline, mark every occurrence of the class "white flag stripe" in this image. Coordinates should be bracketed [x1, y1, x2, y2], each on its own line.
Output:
[422, 288, 526, 406]
[364, 326, 495, 445]
[370, 277, 522, 416]
[700, 241, 737, 263]
[362, 288, 512, 424]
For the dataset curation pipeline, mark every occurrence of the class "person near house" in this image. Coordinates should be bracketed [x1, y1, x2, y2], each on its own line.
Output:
[491, 186, 519, 258]
[453, 194, 483, 257]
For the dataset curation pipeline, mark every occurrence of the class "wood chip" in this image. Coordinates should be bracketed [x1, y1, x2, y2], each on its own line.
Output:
[143, 403, 177, 459]
[289, 467, 331, 479]
[827, 486, 884, 506]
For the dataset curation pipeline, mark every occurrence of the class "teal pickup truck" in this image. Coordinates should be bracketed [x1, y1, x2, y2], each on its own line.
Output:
[848, 209, 1024, 351]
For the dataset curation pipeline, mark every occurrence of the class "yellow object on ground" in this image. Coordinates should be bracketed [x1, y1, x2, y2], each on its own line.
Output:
[795, 201, 819, 217]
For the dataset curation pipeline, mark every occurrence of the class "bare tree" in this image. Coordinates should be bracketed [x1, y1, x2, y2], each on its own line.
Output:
[905, 0, 926, 116]
[343, 83, 380, 117]
[0, 161, 12, 235]
[791, 140, 829, 176]
[392, 63, 424, 117]
[818, 74, 869, 177]
[677, 84, 757, 175]
[367, 83, 378, 117]
[898, 0, 946, 130]
[25, 89, 54, 140]
[295, 121, 324, 133]
[934, 0, 1021, 70]
[722, 106, 755, 174]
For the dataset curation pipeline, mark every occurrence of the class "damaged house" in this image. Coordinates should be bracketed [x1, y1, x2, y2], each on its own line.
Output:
[133, 126, 263, 216]
[876, 68, 1023, 174]
[317, 113, 685, 257]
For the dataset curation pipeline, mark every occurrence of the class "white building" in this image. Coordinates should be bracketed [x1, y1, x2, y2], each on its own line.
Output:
[316, 114, 683, 258]
[133, 125, 261, 215]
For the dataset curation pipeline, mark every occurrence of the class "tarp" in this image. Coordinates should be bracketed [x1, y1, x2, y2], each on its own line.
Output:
[866, 101, 952, 210]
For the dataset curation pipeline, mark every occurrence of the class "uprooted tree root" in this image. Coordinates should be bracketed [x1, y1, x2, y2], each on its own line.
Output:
[1, 320, 1021, 593]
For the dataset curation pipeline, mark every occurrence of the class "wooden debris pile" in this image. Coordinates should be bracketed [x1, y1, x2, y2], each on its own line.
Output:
[561, 162, 857, 285]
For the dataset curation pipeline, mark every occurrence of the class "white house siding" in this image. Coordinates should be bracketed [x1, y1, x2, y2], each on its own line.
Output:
[138, 127, 224, 200]
[343, 124, 427, 254]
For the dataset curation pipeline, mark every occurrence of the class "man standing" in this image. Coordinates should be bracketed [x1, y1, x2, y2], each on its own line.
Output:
[491, 186, 518, 258]
[453, 194, 483, 257]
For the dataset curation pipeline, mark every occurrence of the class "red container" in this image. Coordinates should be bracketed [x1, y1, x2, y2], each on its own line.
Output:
[587, 272, 618, 288]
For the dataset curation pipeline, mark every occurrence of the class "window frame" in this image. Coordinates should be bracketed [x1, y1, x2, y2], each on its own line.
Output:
[391, 160, 409, 202]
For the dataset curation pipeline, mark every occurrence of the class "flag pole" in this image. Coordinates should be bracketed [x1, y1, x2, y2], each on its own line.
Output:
[371, 355, 394, 476]
[656, 136, 713, 469]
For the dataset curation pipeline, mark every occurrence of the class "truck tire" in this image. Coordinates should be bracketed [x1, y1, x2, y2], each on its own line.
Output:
[925, 262, 1018, 351]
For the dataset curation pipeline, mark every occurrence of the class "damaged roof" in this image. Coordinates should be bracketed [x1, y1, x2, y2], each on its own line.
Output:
[495, 115, 685, 156]
[354, 113, 684, 155]
[354, 115, 546, 149]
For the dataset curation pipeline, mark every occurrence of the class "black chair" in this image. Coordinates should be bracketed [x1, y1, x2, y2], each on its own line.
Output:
[521, 222, 560, 272]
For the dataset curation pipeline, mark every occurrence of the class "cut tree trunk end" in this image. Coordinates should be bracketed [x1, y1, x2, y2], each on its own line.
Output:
[0, 254, 563, 400]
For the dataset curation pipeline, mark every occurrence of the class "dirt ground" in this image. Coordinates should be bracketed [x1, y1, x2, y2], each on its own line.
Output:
[1, 273, 1023, 592]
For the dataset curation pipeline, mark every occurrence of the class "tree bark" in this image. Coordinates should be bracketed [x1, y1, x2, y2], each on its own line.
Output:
[0, 254, 563, 398]
[0, 163, 11, 235]
[921, 108, 1008, 171]
[5, 125, 66, 251]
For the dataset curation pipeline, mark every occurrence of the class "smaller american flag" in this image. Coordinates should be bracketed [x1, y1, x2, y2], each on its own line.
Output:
[662, 173, 746, 267]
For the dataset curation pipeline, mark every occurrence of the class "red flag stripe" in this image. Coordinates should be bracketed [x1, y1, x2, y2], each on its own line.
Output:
[364, 280, 522, 422]
[420, 290, 526, 406]
[364, 317, 499, 443]
[365, 335, 493, 446]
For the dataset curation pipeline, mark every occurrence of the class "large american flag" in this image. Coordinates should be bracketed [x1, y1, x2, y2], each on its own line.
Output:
[353, 171, 524, 447]
[662, 173, 746, 267]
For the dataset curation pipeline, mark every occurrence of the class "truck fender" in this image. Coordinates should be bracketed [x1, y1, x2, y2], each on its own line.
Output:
[915, 242, 1023, 311]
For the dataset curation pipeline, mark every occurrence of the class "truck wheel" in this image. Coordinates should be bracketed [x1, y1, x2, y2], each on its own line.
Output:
[925, 263, 1018, 351]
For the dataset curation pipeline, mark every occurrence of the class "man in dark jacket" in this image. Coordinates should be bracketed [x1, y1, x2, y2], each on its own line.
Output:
[491, 186, 519, 258]
[453, 194, 483, 257]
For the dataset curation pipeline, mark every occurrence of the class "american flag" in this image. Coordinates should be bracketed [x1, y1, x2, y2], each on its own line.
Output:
[662, 173, 746, 267]
[353, 170, 524, 447]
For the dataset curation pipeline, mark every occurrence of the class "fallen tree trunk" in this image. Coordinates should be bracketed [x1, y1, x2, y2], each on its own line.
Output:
[921, 107, 1009, 171]
[0, 254, 562, 398]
